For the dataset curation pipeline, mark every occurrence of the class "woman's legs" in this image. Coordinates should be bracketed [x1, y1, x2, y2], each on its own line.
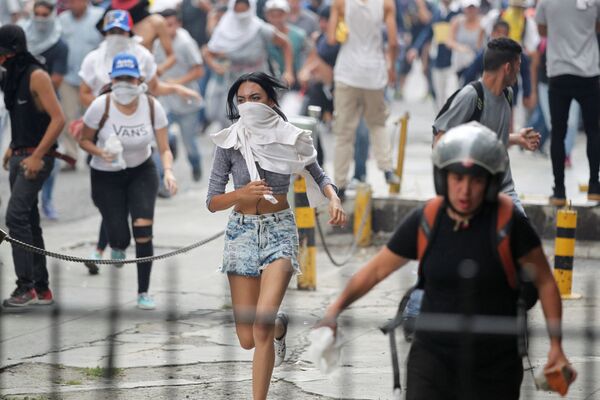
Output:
[227, 258, 293, 400]
[252, 259, 293, 400]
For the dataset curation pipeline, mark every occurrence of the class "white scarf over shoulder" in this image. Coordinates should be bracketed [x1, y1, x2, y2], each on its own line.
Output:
[211, 102, 329, 208]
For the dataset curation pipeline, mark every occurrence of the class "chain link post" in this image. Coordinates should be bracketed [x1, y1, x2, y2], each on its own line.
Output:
[289, 114, 320, 290]
[294, 176, 317, 290]
[354, 183, 372, 247]
[553, 202, 582, 300]
[389, 112, 409, 195]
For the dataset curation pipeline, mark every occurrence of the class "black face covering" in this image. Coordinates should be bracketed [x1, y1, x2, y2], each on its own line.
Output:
[0, 25, 44, 110]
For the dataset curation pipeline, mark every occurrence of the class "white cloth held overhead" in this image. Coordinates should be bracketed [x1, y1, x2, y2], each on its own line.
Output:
[211, 102, 329, 208]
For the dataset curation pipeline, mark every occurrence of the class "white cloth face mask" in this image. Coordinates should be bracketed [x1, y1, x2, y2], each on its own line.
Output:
[111, 82, 146, 105]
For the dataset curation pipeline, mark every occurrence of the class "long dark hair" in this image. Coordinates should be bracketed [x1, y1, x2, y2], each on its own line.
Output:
[226, 72, 288, 121]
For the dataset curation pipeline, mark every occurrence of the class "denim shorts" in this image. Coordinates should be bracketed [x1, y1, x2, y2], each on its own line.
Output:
[221, 209, 301, 277]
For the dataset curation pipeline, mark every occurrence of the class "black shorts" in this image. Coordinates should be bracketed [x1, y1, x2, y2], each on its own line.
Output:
[406, 340, 523, 400]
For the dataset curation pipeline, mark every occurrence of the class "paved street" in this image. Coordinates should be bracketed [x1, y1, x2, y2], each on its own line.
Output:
[0, 68, 599, 399]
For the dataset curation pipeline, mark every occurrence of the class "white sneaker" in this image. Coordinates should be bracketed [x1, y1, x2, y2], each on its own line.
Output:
[274, 312, 288, 367]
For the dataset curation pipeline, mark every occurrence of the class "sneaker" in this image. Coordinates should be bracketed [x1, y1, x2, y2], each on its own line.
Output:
[111, 249, 126, 269]
[588, 182, 600, 202]
[3, 287, 38, 308]
[84, 250, 102, 275]
[42, 203, 59, 220]
[192, 165, 202, 182]
[549, 186, 567, 207]
[137, 293, 156, 310]
[36, 288, 54, 305]
[384, 170, 401, 185]
[274, 312, 288, 367]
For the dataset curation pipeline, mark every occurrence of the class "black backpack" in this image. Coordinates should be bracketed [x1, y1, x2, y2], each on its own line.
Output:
[433, 81, 513, 136]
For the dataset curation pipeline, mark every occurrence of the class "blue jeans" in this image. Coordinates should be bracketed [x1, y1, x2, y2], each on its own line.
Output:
[6, 155, 55, 290]
[41, 160, 60, 207]
[353, 118, 370, 181]
[168, 111, 201, 171]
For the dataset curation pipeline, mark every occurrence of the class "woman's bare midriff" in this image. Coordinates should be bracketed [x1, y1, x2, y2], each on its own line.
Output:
[234, 194, 290, 215]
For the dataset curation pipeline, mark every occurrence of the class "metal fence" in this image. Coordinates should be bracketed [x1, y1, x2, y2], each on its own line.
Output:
[0, 238, 598, 400]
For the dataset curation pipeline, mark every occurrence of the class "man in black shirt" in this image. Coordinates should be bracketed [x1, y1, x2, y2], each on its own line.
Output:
[318, 122, 574, 399]
[0, 25, 65, 308]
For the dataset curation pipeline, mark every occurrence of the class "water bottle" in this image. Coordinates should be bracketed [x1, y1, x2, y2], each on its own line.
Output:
[104, 134, 126, 169]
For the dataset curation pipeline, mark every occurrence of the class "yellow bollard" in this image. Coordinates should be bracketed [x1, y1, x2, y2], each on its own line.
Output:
[389, 112, 409, 195]
[354, 183, 372, 247]
[294, 176, 317, 290]
[553, 204, 582, 300]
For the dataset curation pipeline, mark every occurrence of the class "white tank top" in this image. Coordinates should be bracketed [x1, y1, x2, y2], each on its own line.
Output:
[333, 0, 387, 90]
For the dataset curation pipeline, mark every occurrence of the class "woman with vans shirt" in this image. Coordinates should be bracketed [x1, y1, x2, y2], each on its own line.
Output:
[79, 53, 177, 310]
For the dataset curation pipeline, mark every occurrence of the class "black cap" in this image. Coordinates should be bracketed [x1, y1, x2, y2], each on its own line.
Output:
[0, 25, 27, 56]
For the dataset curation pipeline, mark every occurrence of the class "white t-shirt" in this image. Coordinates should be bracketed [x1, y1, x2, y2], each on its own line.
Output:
[83, 93, 168, 172]
[79, 40, 158, 95]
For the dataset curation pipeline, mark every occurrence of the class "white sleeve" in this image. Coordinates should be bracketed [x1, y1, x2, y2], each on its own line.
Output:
[82, 95, 107, 130]
[524, 17, 540, 53]
[152, 98, 169, 130]
[139, 48, 158, 81]
[79, 53, 98, 91]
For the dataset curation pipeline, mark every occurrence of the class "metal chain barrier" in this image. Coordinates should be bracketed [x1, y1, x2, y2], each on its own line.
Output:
[315, 197, 372, 267]
[0, 228, 225, 265]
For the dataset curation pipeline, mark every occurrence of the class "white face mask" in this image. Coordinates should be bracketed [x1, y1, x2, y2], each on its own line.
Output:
[33, 16, 54, 32]
[234, 10, 254, 22]
[105, 35, 132, 58]
[111, 81, 145, 105]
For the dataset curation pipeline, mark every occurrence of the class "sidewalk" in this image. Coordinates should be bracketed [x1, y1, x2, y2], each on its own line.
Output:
[0, 186, 598, 399]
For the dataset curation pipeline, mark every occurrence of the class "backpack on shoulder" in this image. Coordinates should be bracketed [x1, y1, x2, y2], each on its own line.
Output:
[432, 81, 513, 136]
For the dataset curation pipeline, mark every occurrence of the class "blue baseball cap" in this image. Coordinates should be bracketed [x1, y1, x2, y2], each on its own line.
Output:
[110, 53, 141, 78]
[103, 9, 133, 33]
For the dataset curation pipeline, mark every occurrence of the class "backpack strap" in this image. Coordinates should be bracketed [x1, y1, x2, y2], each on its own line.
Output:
[95, 94, 111, 140]
[496, 193, 517, 289]
[417, 196, 444, 286]
[469, 81, 485, 122]
[503, 87, 513, 108]
[147, 94, 156, 133]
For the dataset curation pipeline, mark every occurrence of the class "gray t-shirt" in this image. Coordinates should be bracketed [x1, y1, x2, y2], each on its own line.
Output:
[536, 0, 600, 78]
[153, 28, 203, 115]
[432, 82, 515, 194]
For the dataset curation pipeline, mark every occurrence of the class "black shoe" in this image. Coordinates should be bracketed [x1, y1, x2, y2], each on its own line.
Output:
[588, 181, 600, 202]
[3, 287, 38, 307]
[549, 186, 566, 207]
[192, 165, 202, 182]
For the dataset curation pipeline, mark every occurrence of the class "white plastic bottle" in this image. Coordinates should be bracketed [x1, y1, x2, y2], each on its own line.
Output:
[104, 134, 126, 169]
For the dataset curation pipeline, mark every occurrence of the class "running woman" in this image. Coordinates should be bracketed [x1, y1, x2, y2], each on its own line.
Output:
[79, 53, 177, 310]
[207, 72, 345, 400]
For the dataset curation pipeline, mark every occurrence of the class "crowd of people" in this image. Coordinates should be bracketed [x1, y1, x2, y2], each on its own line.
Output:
[0, 0, 594, 398]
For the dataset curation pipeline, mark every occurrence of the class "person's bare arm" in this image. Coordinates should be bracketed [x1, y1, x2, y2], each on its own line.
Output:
[155, 126, 177, 195]
[327, 0, 342, 45]
[23, 69, 65, 178]
[153, 16, 177, 76]
[415, 0, 432, 24]
[166, 65, 205, 85]
[321, 247, 410, 325]
[518, 247, 573, 375]
[79, 82, 96, 108]
[193, 0, 212, 12]
[272, 29, 295, 86]
[147, 76, 201, 100]
[79, 123, 106, 158]
[201, 46, 228, 75]
[208, 181, 273, 212]
[384, 0, 398, 86]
